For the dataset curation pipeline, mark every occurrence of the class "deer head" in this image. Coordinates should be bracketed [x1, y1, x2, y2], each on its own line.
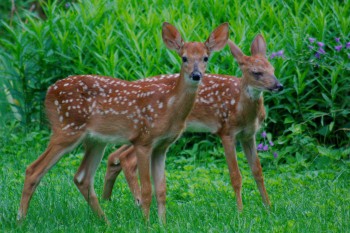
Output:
[162, 22, 229, 85]
[228, 34, 283, 97]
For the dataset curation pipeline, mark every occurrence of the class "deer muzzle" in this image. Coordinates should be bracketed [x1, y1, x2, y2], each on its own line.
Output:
[275, 83, 283, 91]
[190, 71, 202, 81]
[269, 75, 283, 92]
[270, 81, 283, 92]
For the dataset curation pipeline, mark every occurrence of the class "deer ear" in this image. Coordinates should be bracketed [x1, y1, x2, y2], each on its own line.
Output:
[205, 22, 229, 53]
[251, 34, 266, 56]
[162, 22, 184, 54]
[228, 40, 244, 63]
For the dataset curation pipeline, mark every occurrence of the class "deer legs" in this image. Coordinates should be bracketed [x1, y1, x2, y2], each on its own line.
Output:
[240, 137, 270, 207]
[220, 134, 243, 211]
[220, 135, 270, 210]
[134, 144, 168, 223]
[73, 141, 107, 220]
[17, 134, 82, 222]
[102, 135, 270, 215]
[103, 145, 140, 205]
[103, 144, 167, 223]
[134, 145, 153, 220]
[151, 146, 168, 224]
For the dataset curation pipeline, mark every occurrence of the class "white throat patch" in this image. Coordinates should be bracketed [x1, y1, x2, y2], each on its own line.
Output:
[246, 86, 262, 100]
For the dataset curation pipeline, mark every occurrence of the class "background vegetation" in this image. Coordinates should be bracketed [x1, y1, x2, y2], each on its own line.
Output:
[0, 0, 349, 232]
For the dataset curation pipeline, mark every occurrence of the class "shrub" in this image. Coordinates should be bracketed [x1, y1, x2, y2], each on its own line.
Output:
[0, 0, 349, 158]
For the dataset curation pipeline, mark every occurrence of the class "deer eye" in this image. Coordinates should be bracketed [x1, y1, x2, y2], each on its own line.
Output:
[182, 56, 188, 63]
[203, 57, 208, 62]
[252, 71, 263, 79]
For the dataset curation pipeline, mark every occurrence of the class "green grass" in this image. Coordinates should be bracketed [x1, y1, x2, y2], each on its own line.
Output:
[0, 128, 349, 232]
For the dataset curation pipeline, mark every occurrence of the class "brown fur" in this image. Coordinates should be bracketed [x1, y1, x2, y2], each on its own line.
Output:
[103, 34, 283, 211]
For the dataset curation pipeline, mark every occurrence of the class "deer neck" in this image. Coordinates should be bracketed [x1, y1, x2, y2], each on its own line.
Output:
[169, 70, 199, 123]
[238, 75, 264, 121]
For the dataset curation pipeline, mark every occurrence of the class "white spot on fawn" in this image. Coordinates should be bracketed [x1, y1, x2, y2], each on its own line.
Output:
[75, 170, 85, 183]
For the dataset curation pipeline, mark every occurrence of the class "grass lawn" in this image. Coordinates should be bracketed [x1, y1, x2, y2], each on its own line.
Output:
[0, 130, 349, 232]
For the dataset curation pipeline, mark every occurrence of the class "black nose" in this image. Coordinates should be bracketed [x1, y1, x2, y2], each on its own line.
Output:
[190, 71, 202, 81]
[276, 83, 283, 91]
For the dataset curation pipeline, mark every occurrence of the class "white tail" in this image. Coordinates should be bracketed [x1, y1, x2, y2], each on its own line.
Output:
[103, 34, 283, 211]
[17, 22, 229, 223]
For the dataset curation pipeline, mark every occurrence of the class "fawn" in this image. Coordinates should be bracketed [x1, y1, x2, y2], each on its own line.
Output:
[17, 22, 229, 223]
[103, 34, 283, 211]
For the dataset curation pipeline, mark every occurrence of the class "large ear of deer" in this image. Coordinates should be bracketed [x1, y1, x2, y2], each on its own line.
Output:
[205, 22, 229, 53]
[228, 39, 245, 64]
[250, 34, 266, 56]
[162, 22, 184, 54]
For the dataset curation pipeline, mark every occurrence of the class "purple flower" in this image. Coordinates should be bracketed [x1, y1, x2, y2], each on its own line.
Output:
[65, 2, 71, 8]
[315, 52, 320, 59]
[263, 145, 269, 151]
[335, 45, 342, 52]
[277, 50, 284, 57]
[270, 50, 285, 59]
[317, 42, 325, 47]
[257, 143, 264, 151]
[308, 45, 314, 50]
[346, 42, 350, 49]
[269, 141, 274, 146]
[261, 131, 267, 138]
[273, 152, 278, 158]
[308, 37, 316, 43]
[270, 52, 277, 59]
[335, 38, 340, 43]
[318, 48, 326, 54]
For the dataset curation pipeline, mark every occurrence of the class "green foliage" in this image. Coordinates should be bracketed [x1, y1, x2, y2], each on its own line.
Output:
[0, 0, 349, 149]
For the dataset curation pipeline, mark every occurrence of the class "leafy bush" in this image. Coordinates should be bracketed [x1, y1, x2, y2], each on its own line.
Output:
[0, 0, 349, 160]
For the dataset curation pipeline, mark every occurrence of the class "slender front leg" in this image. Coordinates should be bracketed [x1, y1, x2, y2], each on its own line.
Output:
[240, 137, 270, 207]
[73, 142, 107, 222]
[135, 145, 152, 221]
[220, 134, 243, 211]
[151, 146, 167, 224]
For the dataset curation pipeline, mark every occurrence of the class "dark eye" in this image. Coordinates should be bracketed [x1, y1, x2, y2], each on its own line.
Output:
[204, 57, 208, 62]
[252, 71, 263, 79]
[182, 56, 188, 63]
